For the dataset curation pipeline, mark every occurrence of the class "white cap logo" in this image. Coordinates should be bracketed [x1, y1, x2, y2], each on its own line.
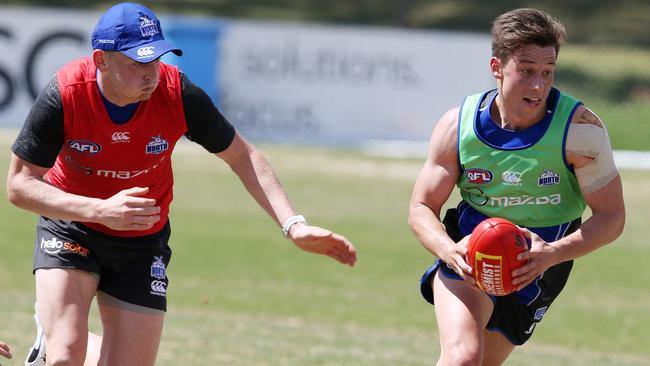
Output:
[137, 46, 155, 57]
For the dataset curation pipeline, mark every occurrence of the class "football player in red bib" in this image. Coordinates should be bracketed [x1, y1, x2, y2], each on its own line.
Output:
[7, 3, 356, 366]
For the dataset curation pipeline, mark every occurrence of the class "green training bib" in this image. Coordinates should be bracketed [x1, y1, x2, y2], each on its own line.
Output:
[457, 89, 586, 227]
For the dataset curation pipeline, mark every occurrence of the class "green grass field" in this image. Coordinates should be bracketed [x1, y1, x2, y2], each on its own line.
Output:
[1, 139, 649, 365]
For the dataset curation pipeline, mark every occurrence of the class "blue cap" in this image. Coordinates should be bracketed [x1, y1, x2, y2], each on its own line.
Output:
[91, 2, 182, 63]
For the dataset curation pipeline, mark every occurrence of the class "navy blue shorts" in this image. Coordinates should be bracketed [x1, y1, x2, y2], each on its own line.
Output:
[419, 209, 580, 345]
[33, 216, 172, 312]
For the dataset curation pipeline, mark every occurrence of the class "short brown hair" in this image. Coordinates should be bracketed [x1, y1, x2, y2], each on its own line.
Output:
[491, 8, 566, 62]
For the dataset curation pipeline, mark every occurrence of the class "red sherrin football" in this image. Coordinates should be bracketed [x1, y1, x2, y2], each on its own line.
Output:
[467, 217, 528, 296]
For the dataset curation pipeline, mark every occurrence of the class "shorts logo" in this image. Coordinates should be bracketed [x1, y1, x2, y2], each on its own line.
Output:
[150, 256, 166, 280]
[40, 237, 89, 257]
[68, 140, 101, 155]
[150, 280, 167, 297]
[145, 136, 169, 155]
[538, 169, 560, 186]
[525, 306, 549, 335]
[534, 306, 548, 321]
[501, 171, 523, 185]
[465, 168, 493, 184]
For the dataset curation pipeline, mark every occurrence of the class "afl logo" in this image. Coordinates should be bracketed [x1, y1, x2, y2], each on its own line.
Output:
[68, 140, 101, 155]
[466, 168, 493, 184]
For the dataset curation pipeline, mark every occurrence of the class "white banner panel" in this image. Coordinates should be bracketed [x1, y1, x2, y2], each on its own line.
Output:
[0, 6, 96, 126]
[1, 6, 495, 146]
[217, 21, 493, 144]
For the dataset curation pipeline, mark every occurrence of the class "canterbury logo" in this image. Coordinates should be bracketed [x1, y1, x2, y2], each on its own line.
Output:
[150, 280, 167, 294]
[111, 132, 130, 142]
[137, 46, 155, 57]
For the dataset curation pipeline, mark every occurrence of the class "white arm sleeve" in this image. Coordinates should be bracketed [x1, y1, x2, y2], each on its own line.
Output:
[566, 123, 619, 194]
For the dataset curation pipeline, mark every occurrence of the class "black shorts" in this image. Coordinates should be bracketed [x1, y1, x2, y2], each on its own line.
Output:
[419, 209, 580, 345]
[33, 216, 172, 312]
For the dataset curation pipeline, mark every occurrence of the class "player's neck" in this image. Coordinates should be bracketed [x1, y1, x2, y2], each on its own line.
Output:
[492, 95, 546, 131]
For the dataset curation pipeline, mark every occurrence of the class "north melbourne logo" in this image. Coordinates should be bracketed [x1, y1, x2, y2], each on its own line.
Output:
[150, 256, 166, 280]
[538, 169, 560, 186]
[139, 16, 159, 37]
[146, 136, 169, 155]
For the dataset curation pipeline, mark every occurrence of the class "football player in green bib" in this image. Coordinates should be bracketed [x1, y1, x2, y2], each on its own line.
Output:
[409, 8, 625, 365]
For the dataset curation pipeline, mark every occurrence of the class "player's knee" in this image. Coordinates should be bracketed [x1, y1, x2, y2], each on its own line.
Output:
[440, 344, 482, 366]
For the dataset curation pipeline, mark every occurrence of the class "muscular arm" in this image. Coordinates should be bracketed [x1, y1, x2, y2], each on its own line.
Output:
[513, 105, 625, 287]
[216, 132, 357, 265]
[550, 175, 624, 262]
[215, 132, 296, 226]
[6, 154, 161, 231]
[552, 105, 625, 261]
[7, 154, 101, 221]
[408, 108, 474, 278]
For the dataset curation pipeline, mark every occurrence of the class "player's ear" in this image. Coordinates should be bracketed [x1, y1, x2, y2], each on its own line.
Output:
[93, 49, 109, 71]
[489, 56, 504, 80]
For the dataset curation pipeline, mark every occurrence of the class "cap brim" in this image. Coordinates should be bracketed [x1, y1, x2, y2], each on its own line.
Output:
[121, 39, 183, 63]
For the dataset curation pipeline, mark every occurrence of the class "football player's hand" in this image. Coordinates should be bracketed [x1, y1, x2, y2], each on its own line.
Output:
[288, 223, 357, 266]
[96, 187, 161, 231]
[0, 340, 12, 360]
[511, 228, 557, 290]
[441, 235, 477, 286]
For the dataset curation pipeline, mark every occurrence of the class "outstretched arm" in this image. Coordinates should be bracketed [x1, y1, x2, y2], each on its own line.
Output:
[215, 132, 356, 266]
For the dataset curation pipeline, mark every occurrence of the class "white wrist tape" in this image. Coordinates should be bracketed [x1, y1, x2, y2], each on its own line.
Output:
[282, 215, 307, 237]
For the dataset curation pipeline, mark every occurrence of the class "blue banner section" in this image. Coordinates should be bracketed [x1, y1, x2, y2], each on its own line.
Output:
[161, 17, 225, 106]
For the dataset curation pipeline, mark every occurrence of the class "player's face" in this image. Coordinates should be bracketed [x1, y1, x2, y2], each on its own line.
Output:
[491, 44, 557, 124]
[103, 52, 161, 104]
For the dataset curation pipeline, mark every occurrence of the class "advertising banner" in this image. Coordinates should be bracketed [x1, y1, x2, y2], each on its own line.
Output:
[1, 6, 493, 145]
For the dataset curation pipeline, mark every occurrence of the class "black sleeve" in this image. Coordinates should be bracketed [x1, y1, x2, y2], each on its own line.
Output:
[181, 72, 236, 153]
[11, 76, 65, 168]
